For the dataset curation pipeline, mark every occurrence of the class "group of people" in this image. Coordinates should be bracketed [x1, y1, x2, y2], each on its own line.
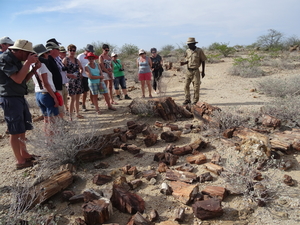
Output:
[0, 36, 206, 170]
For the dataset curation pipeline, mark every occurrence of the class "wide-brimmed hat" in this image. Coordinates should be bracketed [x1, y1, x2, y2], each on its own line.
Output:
[186, 37, 198, 44]
[8, 39, 35, 53]
[84, 52, 99, 59]
[46, 38, 61, 45]
[0, 36, 14, 45]
[84, 44, 94, 53]
[33, 44, 50, 57]
[111, 52, 117, 57]
[139, 49, 146, 55]
[59, 46, 67, 53]
[46, 42, 60, 50]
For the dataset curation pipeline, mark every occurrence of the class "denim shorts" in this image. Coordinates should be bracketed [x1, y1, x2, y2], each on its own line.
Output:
[114, 76, 127, 90]
[35, 92, 59, 117]
[0, 96, 33, 134]
[88, 81, 108, 95]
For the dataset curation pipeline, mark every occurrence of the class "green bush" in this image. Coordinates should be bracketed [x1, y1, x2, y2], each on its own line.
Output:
[119, 43, 139, 58]
[233, 51, 264, 68]
[160, 44, 175, 56]
[207, 53, 222, 63]
[208, 42, 235, 57]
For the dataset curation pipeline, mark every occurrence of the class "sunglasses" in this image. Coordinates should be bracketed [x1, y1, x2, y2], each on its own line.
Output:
[69, 49, 76, 52]
[105, 49, 110, 52]
[151, 52, 156, 53]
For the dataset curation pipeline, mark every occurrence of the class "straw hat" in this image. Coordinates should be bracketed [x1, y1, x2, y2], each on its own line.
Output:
[46, 42, 59, 50]
[186, 37, 198, 44]
[8, 39, 35, 53]
[84, 52, 99, 59]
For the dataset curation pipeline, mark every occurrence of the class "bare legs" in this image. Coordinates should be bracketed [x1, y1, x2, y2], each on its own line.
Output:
[10, 133, 31, 164]
[140, 80, 152, 97]
[69, 94, 83, 120]
[105, 79, 116, 104]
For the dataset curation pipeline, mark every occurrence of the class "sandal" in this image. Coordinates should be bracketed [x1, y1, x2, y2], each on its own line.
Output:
[111, 101, 118, 105]
[108, 106, 116, 111]
[16, 160, 34, 170]
[25, 154, 41, 162]
[96, 110, 101, 115]
[76, 114, 85, 119]
[149, 95, 153, 98]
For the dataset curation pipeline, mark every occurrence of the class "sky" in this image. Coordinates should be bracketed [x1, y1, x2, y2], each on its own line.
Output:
[1, 0, 299, 53]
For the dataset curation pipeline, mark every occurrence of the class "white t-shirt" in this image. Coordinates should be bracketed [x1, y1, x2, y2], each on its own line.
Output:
[77, 53, 89, 78]
[32, 63, 56, 93]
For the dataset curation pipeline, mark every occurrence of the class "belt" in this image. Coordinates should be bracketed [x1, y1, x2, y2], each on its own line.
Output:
[188, 68, 199, 70]
[39, 92, 48, 95]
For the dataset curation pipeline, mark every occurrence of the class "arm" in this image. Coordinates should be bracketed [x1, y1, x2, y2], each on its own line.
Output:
[85, 66, 104, 80]
[10, 53, 39, 84]
[62, 58, 76, 79]
[77, 60, 83, 77]
[201, 61, 206, 78]
[148, 57, 152, 69]
[25, 60, 41, 82]
[40, 73, 59, 107]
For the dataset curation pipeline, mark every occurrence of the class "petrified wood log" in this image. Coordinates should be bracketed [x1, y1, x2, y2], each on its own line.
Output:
[198, 172, 214, 183]
[261, 114, 281, 128]
[166, 169, 197, 183]
[129, 179, 143, 190]
[186, 153, 207, 165]
[69, 193, 84, 204]
[82, 198, 113, 225]
[270, 129, 300, 152]
[201, 186, 227, 200]
[211, 153, 221, 165]
[26, 170, 73, 209]
[93, 174, 112, 185]
[175, 163, 194, 172]
[169, 181, 199, 204]
[142, 170, 157, 180]
[173, 207, 185, 222]
[144, 133, 158, 147]
[161, 131, 181, 142]
[127, 211, 152, 225]
[111, 185, 145, 214]
[75, 135, 114, 162]
[83, 189, 102, 202]
[283, 174, 295, 186]
[192, 198, 223, 220]
[157, 162, 169, 173]
[204, 163, 223, 175]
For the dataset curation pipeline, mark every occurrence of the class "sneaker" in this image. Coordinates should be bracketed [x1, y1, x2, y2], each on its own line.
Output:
[82, 105, 87, 112]
[116, 95, 122, 100]
[182, 100, 191, 105]
[125, 95, 132, 100]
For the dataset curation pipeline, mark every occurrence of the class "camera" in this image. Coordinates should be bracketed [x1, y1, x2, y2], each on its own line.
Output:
[119, 68, 124, 71]
[62, 66, 68, 71]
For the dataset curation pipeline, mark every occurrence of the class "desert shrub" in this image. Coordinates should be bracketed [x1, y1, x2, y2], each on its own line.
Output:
[257, 75, 300, 97]
[174, 42, 188, 55]
[119, 43, 139, 59]
[160, 44, 175, 56]
[261, 95, 300, 126]
[90, 41, 118, 56]
[208, 42, 235, 57]
[229, 52, 265, 77]
[211, 108, 252, 131]
[28, 118, 103, 171]
[207, 53, 223, 63]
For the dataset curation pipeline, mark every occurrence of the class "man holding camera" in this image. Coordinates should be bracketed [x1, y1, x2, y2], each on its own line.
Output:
[0, 39, 40, 169]
[180, 37, 207, 105]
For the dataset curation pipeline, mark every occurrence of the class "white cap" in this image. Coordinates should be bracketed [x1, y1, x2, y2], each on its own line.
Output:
[0, 36, 14, 45]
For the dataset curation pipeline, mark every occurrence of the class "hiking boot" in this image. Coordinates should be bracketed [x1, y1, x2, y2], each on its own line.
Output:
[125, 94, 132, 100]
[116, 95, 122, 100]
[182, 100, 191, 105]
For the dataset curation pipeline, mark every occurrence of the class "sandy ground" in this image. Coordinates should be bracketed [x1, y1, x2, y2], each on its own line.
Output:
[0, 56, 300, 224]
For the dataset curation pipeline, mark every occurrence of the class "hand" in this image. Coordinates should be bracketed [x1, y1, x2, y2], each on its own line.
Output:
[34, 61, 41, 70]
[54, 97, 59, 108]
[68, 74, 77, 79]
[27, 53, 38, 64]
[201, 72, 205, 78]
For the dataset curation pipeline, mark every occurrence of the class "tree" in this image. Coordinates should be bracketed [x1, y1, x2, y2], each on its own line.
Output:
[256, 29, 284, 50]
[119, 43, 139, 57]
